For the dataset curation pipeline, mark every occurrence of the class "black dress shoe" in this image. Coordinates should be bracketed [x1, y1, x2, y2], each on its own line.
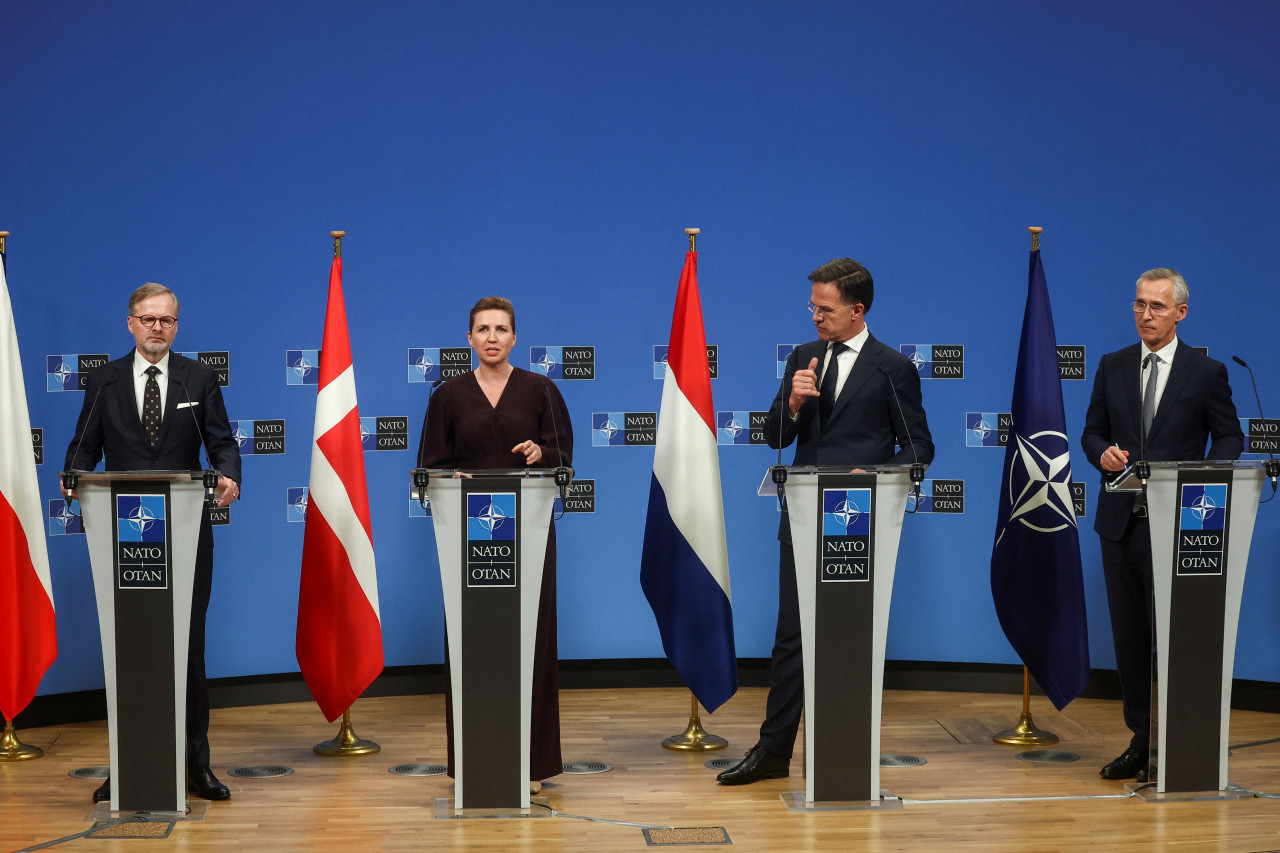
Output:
[1100, 747, 1149, 780]
[92, 777, 111, 803]
[188, 767, 231, 801]
[716, 745, 789, 785]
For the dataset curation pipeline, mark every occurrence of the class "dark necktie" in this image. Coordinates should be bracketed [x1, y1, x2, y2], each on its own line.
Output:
[819, 343, 848, 423]
[1142, 353, 1159, 439]
[143, 365, 162, 446]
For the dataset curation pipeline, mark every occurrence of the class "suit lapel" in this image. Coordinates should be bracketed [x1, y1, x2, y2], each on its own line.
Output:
[1147, 345, 1192, 445]
[113, 352, 150, 445]
[157, 356, 187, 449]
[827, 335, 878, 423]
[1119, 344, 1144, 440]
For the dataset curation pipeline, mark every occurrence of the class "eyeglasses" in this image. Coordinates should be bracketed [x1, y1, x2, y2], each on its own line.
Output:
[1131, 300, 1178, 317]
[133, 315, 178, 330]
[806, 301, 855, 318]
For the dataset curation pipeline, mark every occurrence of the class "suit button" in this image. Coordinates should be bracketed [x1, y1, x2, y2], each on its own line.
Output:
[819, 442, 826, 448]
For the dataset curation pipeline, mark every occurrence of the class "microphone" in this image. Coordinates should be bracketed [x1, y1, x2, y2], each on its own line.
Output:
[875, 363, 926, 512]
[1137, 356, 1151, 490]
[173, 377, 222, 508]
[63, 375, 117, 497]
[770, 352, 805, 507]
[412, 377, 446, 510]
[1232, 355, 1280, 496]
[539, 381, 573, 506]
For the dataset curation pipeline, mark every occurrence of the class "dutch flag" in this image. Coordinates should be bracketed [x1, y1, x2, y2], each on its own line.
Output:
[640, 249, 737, 713]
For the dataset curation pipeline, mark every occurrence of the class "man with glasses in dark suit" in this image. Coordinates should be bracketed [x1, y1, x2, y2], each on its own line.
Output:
[1081, 268, 1242, 783]
[717, 258, 934, 785]
[63, 282, 242, 802]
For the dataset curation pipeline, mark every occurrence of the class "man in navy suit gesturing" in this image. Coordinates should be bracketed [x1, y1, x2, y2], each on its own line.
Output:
[1081, 268, 1242, 783]
[63, 282, 242, 802]
[717, 258, 934, 785]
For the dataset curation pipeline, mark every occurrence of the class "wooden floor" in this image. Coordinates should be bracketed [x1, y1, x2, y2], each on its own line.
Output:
[3, 686, 1280, 852]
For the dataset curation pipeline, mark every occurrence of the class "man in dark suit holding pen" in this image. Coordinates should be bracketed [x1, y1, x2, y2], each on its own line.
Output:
[63, 282, 242, 802]
[717, 258, 934, 785]
[1081, 268, 1242, 783]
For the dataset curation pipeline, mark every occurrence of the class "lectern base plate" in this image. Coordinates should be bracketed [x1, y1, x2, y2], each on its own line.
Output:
[781, 790, 902, 812]
[88, 799, 210, 822]
[1126, 781, 1254, 803]
[434, 796, 553, 819]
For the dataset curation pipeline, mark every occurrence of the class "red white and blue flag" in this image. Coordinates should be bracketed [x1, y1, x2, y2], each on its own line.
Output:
[640, 249, 737, 713]
[0, 254, 57, 721]
[296, 254, 384, 722]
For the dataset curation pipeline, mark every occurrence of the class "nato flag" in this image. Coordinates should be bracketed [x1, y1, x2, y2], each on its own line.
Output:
[990, 250, 1091, 710]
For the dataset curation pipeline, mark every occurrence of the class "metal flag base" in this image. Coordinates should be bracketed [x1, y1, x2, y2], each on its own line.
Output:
[314, 709, 381, 756]
[0, 721, 44, 761]
[993, 711, 1059, 746]
[662, 693, 728, 751]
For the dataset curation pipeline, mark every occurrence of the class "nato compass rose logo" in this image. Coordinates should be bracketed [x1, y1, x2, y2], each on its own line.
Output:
[476, 502, 506, 534]
[233, 424, 252, 449]
[1180, 484, 1227, 531]
[116, 495, 166, 542]
[997, 429, 1077, 539]
[409, 349, 434, 382]
[286, 349, 320, 386]
[287, 487, 309, 523]
[532, 347, 561, 379]
[50, 358, 74, 388]
[593, 413, 623, 446]
[48, 499, 83, 535]
[467, 493, 516, 541]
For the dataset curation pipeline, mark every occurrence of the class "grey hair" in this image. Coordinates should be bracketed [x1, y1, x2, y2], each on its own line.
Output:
[128, 282, 180, 315]
[1136, 268, 1188, 305]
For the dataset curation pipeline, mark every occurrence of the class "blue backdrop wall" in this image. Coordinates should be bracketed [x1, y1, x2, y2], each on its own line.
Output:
[5, 0, 1279, 699]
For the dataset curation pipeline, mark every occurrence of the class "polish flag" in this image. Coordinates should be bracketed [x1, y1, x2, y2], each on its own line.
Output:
[640, 249, 737, 713]
[296, 255, 384, 722]
[0, 256, 57, 721]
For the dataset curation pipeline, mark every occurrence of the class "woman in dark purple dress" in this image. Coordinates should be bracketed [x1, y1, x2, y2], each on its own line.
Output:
[417, 296, 573, 784]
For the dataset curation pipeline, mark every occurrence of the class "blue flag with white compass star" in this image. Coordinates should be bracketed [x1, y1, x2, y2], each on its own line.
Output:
[990, 248, 1091, 710]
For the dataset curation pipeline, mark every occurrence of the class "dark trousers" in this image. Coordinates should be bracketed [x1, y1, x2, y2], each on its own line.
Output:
[1099, 513, 1155, 751]
[186, 519, 213, 771]
[758, 542, 803, 759]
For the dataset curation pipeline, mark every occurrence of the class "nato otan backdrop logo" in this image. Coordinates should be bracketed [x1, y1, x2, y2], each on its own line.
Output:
[231, 419, 286, 455]
[48, 499, 83, 536]
[654, 345, 718, 379]
[287, 487, 309, 523]
[966, 412, 1011, 447]
[531, 346, 595, 380]
[408, 347, 473, 382]
[901, 345, 964, 378]
[286, 349, 320, 386]
[717, 411, 769, 445]
[776, 345, 796, 379]
[179, 351, 231, 386]
[593, 412, 657, 446]
[360, 416, 409, 451]
[47, 354, 109, 391]
[907, 479, 965, 514]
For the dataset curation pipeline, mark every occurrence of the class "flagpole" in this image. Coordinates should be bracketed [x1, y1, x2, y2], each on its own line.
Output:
[656, 227, 729, 752]
[993, 226, 1060, 748]
[0, 231, 47, 762]
[310, 230, 380, 757]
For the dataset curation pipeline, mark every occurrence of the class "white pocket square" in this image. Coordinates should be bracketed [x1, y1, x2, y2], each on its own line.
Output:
[176, 401, 200, 409]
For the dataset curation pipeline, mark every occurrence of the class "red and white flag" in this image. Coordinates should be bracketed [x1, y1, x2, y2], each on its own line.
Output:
[296, 255, 383, 722]
[0, 257, 57, 721]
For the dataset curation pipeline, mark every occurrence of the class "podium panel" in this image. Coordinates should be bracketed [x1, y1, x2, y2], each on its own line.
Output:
[425, 469, 555, 810]
[780, 465, 912, 804]
[74, 470, 207, 813]
[1145, 462, 1262, 794]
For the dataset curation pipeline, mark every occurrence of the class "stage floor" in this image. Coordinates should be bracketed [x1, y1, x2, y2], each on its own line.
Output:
[3, 686, 1279, 852]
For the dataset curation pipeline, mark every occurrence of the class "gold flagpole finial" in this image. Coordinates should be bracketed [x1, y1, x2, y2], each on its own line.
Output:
[0, 231, 9, 256]
[1028, 226, 1042, 252]
[685, 227, 700, 252]
[331, 231, 345, 259]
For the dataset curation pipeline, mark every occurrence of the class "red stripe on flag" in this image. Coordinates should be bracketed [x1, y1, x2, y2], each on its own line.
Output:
[317, 258, 353, 387]
[296, 503, 383, 722]
[0, 491, 57, 720]
[665, 251, 715, 432]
